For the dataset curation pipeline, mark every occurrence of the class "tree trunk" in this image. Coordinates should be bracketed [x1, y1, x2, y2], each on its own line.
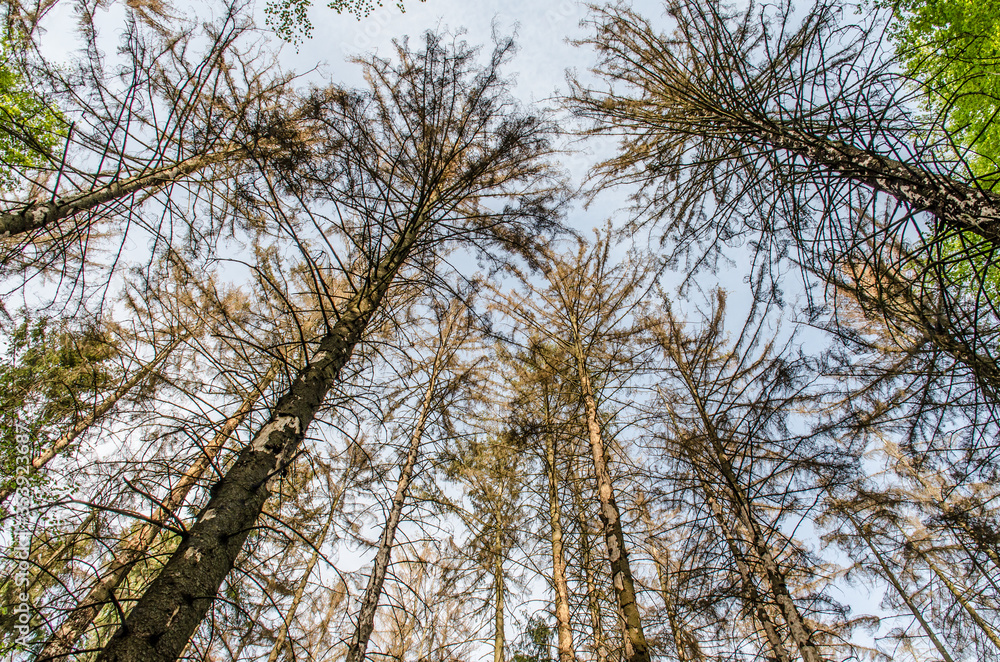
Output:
[886, 440, 1000, 577]
[572, 465, 609, 662]
[344, 348, 443, 662]
[649, 546, 701, 662]
[693, 466, 792, 662]
[749, 122, 1000, 246]
[827, 255, 1000, 405]
[493, 534, 506, 662]
[37, 360, 278, 661]
[0, 334, 186, 507]
[573, 344, 650, 662]
[668, 343, 824, 662]
[848, 514, 955, 662]
[0, 147, 241, 240]
[546, 415, 577, 662]
[94, 210, 429, 662]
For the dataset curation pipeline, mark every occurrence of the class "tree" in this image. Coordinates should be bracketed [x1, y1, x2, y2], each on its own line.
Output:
[91, 31, 559, 662]
[0, 7, 312, 297]
[568, 0, 1000, 485]
[345, 297, 479, 662]
[568, 0, 1000, 249]
[882, 0, 1000, 181]
[0, 39, 64, 191]
[498, 234, 655, 662]
[447, 430, 529, 662]
[646, 292, 854, 662]
[502, 340, 582, 662]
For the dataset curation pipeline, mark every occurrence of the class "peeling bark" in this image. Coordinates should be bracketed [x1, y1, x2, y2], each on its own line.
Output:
[573, 343, 650, 662]
[0, 147, 240, 240]
[36, 360, 276, 661]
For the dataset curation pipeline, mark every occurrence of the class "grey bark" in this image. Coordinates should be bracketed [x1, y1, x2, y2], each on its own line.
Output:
[572, 341, 651, 662]
[37, 359, 277, 661]
[0, 147, 240, 240]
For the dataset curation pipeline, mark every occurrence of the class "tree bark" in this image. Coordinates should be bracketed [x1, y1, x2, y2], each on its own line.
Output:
[571, 465, 609, 662]
[36, 360, 277, 661]
[493, 531, 506, 662]
[0, 147, 241, 240]
[750, 123, 1000, 246]
[573, 343, 650, 662]
[546, 406, 577, 662]
[344, 345, 444, 662]
[692, 466, 792, 662]
[94, 209, 429, 662]
[0, 334, 185, 507]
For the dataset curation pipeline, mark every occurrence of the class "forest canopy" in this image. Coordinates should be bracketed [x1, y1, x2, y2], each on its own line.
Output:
[1, 1, 999, 662]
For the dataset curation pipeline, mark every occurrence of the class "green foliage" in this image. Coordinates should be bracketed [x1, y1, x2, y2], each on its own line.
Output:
[0, 40, 64, 190]
[880, 1, 1000, 299]
[883, 0, 1000, 180]
[0, 315, 120, 494]
[510, 614, 553, 662]
[264, 0, 424, 45]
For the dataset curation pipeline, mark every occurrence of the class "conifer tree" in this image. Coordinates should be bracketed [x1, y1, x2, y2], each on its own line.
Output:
[92, 31, 558, 662]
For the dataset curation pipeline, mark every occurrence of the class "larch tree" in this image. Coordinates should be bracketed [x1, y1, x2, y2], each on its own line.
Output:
[344, 294, 482, 662]
[566, 0, 1000, 452]
[646, 292, 854, 662]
